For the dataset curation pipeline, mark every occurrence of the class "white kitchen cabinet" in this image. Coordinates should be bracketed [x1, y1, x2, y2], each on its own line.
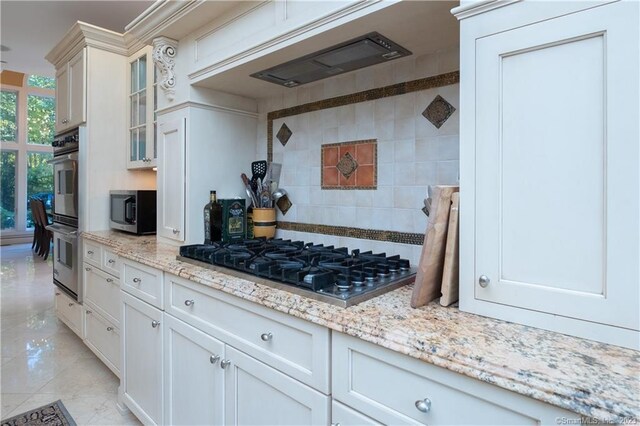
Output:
[456, 0, 639, 348]
[122, 291, 164, 425]
[84, 308, 120, 377]
[331, 400, 381, 426]
[157, 117, 186, 242]
[54, 288, 83, 338]
[224, 345, 329, 426]
[83, 263, 120, 326]
[164, 314, 225, 426]
[127, 46, 157, 169]
[333, 332, 577, 426]
[156, 106, 256, 245]
[55, 48, 86, 133]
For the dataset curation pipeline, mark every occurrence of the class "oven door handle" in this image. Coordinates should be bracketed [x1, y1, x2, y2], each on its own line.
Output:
[48, 153, 79, 164]
[46, 224, 78, 237]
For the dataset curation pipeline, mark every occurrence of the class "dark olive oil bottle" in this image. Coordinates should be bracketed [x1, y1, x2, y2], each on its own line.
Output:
[203, 190, 222, 244]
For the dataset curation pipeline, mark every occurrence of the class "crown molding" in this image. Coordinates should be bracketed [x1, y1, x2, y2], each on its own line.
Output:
[125, 0, 205, 45]
[45, 21, 127, 67]
[451, 0, 521, 20]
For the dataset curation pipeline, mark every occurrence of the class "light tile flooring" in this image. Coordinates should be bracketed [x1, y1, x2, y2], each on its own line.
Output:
[1, 243, 140, 425]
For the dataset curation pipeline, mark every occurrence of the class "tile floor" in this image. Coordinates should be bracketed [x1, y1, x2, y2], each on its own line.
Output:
[1, 243, 140, 425]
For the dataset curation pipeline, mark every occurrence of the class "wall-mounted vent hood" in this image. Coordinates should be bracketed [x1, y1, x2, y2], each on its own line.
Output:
[251, 32, 412, 88]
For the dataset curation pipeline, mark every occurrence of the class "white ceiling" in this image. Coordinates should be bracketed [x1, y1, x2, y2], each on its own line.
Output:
[0, 0, 155, 77]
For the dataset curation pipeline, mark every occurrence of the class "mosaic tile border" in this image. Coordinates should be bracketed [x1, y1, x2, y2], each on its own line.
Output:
[276, 221, 424, 246]
[266, 70, 460, 161]
[321, 139, 378, 190]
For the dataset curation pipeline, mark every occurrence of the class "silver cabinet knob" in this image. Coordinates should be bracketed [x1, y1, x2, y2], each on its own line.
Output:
[220, 359, 231, 369]
[151, 320, 160, 328]
[331, 423, 341, 426]
[68, 303, 74, 307]
[184, 300, 195, 307]
[55, 292, 61, 296]
[210, 354, 220, 364]
[479, 275, 490, 288]
[106, 326, 114, 332]
[108, 259, 115, 264]
[415, 398, 431, 413]
[260, 332, 273, 342]
[85, 267, 91, 271]
[86, 310, 92, 314]
[106, 278, 113, 283]
[132, 277, 141, 283]
[172, 228, 179, 234]
[87, 250, 94, 255]
[53, 269, 59, 275]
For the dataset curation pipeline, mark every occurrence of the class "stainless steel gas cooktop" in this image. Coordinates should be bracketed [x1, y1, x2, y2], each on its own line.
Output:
[178, 239, 416, 307]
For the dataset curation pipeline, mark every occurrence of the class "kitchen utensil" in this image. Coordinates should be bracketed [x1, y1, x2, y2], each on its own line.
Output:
[268, 163, 282, 192]
[260, 185, 272, 208]
[241, 173, 259, 207]
[410, 185, 459, 308]
[440, 192, 460, 306]
[250, 160, 268, 194]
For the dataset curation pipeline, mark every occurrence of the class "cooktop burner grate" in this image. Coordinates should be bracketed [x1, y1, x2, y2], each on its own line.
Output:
[177, 238, 416, 307]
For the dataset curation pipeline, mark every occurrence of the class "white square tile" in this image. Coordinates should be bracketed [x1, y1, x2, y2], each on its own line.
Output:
[374, 63, 393, 87]
[374, 98, 395, 121]
[377, 141, 395, 164]
[415, 161, 438, 186]
[372, 186, 394, 208]
[394, 117, 415, 139]
[355, 102, 375, 125]
[394, 163, 415, 186]
[355, 190, 374, 207]
[395, 93, 415, 120]
[392, 58, 416, 83]
[436, 135, 460, 161]
[394, 139, 415, 163]
[438, 46, 460, 74]
[338, 125, 357, 142]
[391, 209, 415, 232]
[323, 127, 338, 143]
[357, 123, 376, 140]
[370, 208, 393, 230]
[415, 137, 438, 161]
[338, 105, 356, 126]
[394, 187, 423, 209]
[374, 119, 395, 142]
[436, 160, 460, 185]
[356, 68, 375, 91]
[377, 163, 394, 186]
[322, 108, 338, 128]
[415, 53, 438, 79]
[355, 207, 374, 229]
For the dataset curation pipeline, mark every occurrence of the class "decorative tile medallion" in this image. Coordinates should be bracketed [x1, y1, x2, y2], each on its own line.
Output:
[322, 140, 377, 189]
[336, 152, 358, 179]
[276, 123, 292, 146]
[422, 95, 456, 129]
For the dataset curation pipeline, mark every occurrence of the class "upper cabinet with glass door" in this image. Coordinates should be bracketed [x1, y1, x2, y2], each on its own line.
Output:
[127, 46, 156, 169]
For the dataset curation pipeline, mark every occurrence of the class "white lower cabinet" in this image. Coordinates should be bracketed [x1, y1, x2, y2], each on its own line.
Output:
[122, 291, 164, 425]
[84, 308, 120, 377]
[332, 400, 381, 426]
[54, 288, 83, 337]
[163, 314, 225, 426]
[333, 332, 576, 425]
[224, 346, 329, 426]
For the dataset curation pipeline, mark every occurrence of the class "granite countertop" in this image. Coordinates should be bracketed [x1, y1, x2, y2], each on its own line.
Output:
[83, 230, 639, 423]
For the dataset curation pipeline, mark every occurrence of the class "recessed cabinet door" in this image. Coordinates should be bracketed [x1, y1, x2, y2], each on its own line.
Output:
[122, 292, 163, 425]
[55, 66, 68, 132]
[127, 46, 156, 169]
[68, 49, 86, 129]
[224, 346, 329, 426]
[157, 118, 185, 241]
[474, 2, 639, 330]
[164, 314, 225, 426]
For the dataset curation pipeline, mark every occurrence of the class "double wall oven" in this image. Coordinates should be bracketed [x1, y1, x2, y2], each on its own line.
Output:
[47, 128, 80, 300]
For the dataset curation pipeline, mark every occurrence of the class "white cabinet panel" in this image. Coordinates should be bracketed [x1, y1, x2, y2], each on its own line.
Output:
[157, 117, 186, 242]
[331, 400, 381, 426]
[224, 346, 329, 426]
[122, 292, 163, 425]
[55, 66, 69, 133]
[121, 258, 164, 309]
[83, 263, 120, 326]
[54, 288, 83, 338]
[68, 49, 86, 129]
[84, 308, 120, 377]
[164, 314, 225, 426]
[470, 1, 639, 336]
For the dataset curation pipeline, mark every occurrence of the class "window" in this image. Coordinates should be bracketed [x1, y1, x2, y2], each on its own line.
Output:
[1, 73, 55, 235]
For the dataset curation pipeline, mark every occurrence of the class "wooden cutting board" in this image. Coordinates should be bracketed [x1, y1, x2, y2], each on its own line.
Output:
[440, 192, 460, 306]
[411, 185, 459, 308]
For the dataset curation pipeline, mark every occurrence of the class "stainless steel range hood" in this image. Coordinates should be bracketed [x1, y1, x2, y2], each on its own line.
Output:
[251, 32, 412, 88]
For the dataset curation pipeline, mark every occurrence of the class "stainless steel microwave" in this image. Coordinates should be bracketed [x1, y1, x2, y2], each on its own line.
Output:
[110, 190, 157, 235]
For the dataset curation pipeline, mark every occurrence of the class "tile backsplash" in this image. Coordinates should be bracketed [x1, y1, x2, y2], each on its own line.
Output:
[255, 48, 460, 265]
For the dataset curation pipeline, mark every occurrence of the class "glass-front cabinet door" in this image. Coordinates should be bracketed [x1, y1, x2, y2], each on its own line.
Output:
[127, 46, 156, 169]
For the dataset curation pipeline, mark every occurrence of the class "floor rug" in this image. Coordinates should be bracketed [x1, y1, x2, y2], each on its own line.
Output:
[1, 400, 76, 426]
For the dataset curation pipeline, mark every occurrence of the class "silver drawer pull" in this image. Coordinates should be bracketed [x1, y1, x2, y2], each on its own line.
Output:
[87, 250, 94, 255]
[106, 278, 113, 283]
[220, 359, 231, 369]
[184, 299, 195, 307]
[85, 267, 91, 271]
[55, 292, 61, 296]
[86, 310, 92, 314]
[415, 398, 431, 413]
[132, 277, 141, 283]
[260, 332, 273, 342]
[68, 303, 74, 307]
[210, 354, 220, 364]
[151, 320, 160, 328]
[479, 275, 490, 288]
[53, 269, 59, 275]
[172, 228, 179, 234]
[106, 326, 114, 332]
[108, 259, 115, 264]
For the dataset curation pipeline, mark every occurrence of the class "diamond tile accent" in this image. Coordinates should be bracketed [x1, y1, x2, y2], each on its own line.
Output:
[276, 123, 292, 146]
[422, 95, 456, 129]
[336, 152, 358, 179]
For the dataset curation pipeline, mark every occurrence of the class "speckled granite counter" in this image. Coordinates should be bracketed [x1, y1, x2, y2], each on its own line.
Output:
[83, 230, 639, 423]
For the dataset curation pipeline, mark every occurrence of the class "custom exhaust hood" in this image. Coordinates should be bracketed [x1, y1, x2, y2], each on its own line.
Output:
[250, 32, 412, 88]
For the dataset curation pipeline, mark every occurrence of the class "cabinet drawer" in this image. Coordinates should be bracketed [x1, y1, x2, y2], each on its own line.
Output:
[83, 240, 102, 268]
[85, 309, 120, 377]
[166, 274, 330, 393]
[333, 332, 574, 425]
[102, 249, 120, 278]
[54, 289, 83, 337]
[121, 259, 164, 309]
[83, 263, 120, 326]
[332, 400, 381, 426]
